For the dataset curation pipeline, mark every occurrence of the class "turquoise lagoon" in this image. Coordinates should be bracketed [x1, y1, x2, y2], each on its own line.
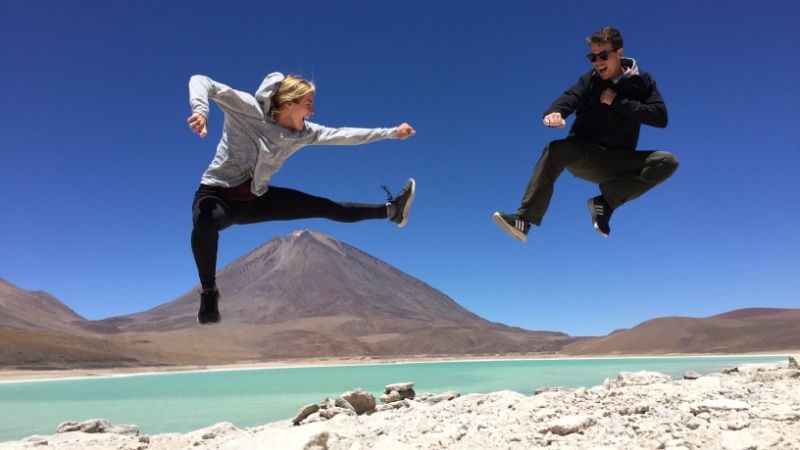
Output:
[0, 355, 785, 442]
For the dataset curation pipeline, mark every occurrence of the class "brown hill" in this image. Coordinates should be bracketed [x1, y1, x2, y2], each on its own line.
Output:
[711, 308, 800, 321]
[0, 281, 147, 368]
[0, 326, 144, 369]
[565, 308, 800, 355]
[0, 280, 87, 332]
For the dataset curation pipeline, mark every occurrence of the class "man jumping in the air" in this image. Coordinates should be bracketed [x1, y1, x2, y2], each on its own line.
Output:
[494, 26, 678, 243]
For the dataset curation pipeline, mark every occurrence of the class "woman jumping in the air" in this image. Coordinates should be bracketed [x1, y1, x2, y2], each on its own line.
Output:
[187, 72, 416, 325]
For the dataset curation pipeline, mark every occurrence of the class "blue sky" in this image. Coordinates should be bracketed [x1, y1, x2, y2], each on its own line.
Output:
[1, 0, 798, 337]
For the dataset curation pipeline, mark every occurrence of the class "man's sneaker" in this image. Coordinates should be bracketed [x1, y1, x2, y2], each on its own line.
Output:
[198, 287, 221, 325]
[493, 212, 530, 243]
[587, 195, 613, 237]
[383, 178, 416, 228]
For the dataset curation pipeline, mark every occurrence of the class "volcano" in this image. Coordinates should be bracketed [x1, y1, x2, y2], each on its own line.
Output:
[89, 230, 573, 361]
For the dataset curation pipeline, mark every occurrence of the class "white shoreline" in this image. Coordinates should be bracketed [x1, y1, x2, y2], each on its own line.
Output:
[0, 352, 792, 385]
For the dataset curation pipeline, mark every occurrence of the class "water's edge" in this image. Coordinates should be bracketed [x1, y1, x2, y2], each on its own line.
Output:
[0, 355, 785, 442]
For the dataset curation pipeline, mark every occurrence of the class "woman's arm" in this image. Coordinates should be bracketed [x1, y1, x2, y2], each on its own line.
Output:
[188, 75, 264, 122]
[308, 122, 415, 145]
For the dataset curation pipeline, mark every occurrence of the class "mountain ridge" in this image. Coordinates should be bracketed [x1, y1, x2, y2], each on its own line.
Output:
[1, 232, 797, 368]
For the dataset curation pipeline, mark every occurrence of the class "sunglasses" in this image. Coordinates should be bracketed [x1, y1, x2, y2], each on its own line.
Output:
[586, 48, 618, 63]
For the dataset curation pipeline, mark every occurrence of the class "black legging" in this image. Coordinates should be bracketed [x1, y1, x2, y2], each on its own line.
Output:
[191, 184, 388, 289]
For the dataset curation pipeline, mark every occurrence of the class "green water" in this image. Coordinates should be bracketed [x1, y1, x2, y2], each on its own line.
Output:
[0, 355, 784, 442]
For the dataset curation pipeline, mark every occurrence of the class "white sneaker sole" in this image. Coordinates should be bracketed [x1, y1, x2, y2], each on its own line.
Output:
[493, 212, 527, 243]
[397, 178, 415, 228]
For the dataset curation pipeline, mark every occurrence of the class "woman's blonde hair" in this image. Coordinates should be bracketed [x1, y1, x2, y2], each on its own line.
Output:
[268, 75, 315, 121]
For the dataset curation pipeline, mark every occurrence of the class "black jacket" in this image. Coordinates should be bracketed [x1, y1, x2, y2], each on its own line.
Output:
[545, 59, 667, 151]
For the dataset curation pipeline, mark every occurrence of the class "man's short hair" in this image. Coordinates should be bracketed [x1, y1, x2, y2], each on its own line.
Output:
[587, 27, 623, 49]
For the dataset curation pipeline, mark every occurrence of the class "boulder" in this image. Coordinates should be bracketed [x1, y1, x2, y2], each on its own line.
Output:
[319, 406, 356, 420]
[379, 382, 416, 404]
[341, 388, 376, 415]
[611, 371, 672, 387]
[107, 424, 140, 436]
[533, 386, 573, 395]
[399, 388, 416, 400]
[384, 382, 415, 393]
[333, 397, 356, 412]
[193, 422, 239, 440]
[547, 415, 596, 436]
[683, 370, 701, 380]
[57, 419, 112, 434]
[292, 404, 320, 425]
[380, 390, 402, 404]
[56, 419, 139, 436]
[375, 399, 410, 412]
[415, 391, 460, 404]
[312, 396, 357, 421]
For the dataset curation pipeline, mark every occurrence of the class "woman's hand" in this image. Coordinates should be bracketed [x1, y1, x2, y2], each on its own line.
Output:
[396, 123, 416, 140]
[187, 112, 208, 138]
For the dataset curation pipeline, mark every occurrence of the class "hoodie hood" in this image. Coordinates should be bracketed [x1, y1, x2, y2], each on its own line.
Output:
[612, 57, 639, 83]
[254, 72, 286, 117]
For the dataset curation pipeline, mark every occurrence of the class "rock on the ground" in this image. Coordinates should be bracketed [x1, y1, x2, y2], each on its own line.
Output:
[56, 419, 139, 436]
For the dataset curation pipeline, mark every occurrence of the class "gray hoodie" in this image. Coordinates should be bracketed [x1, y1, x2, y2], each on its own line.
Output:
[189, 72, 398, 196]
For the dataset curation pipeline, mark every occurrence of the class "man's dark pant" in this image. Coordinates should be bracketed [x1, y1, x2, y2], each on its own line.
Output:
[517, 138, 679, 225]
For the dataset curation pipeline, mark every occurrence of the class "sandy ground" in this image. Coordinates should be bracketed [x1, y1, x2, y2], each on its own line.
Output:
[1, 350, 797, 383]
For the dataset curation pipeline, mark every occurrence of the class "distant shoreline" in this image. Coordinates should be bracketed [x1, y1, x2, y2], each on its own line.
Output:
[0, 350, 795, 384]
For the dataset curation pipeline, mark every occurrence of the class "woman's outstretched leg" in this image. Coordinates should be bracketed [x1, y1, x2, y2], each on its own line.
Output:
[190, 179, 415, 326]
[235, 179, 416, 227]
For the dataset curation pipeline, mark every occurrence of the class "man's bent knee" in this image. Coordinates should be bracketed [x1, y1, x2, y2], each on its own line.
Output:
[648, 151, 679, 180]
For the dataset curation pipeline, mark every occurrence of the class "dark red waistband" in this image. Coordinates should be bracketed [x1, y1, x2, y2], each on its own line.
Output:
[222, 179, 257, 202]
